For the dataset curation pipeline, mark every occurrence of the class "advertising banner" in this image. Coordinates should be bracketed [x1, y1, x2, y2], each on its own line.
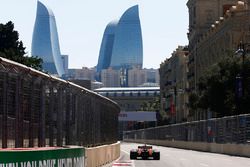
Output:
[0, 147, 85, 167]
[119, 111, 157, 121]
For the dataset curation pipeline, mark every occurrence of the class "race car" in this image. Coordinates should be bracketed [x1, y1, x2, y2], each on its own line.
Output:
[130, 144, 160, 160]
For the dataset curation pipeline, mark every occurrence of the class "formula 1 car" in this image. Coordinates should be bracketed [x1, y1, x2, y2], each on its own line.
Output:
[130, 144, 160, 160]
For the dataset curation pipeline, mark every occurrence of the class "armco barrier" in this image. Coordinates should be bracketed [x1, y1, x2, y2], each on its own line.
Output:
[0, 147, 85, 166]
[124, 139, 250, 157]
[85, 142, 120, 167]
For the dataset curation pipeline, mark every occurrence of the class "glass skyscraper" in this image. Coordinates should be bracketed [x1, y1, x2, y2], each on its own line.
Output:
[96, 20, 118, 73]
[32, 1, 65, 77]
[97, 5, 143, 72]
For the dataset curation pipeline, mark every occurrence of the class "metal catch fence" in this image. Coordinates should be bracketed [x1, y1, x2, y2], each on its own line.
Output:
[0, 57, 120, 148]
[124, 114, 250, 144]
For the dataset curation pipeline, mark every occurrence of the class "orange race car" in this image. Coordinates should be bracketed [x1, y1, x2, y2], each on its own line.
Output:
[130, 144, 160, 160]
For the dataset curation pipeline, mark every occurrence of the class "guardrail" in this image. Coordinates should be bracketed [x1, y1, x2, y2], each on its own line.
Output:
[0, 57, 120, 148]
[124, 114, 250, 144]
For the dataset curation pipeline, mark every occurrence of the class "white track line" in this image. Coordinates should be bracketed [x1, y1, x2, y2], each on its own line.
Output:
[112, 150, 134, 167]
[121, 149, 130, 155]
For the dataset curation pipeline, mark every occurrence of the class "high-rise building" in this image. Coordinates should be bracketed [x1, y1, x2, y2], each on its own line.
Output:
[61, 54, 69, 75]
[128, 68, 146, 87]
[68, 67, 96, 81]
[97, 5, 143, 86]
[96, 21, 118, 73]
[110, 5, 143, 69]
[127, 68, 160, 87]
[144, 68, 160, 84]
[101, 68, 120, 87]
[32, 1, 65, 77]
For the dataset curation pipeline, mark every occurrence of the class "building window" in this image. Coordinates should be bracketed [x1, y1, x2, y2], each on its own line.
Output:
[193, 6, 196, 18]
[223, 4, 233, 15]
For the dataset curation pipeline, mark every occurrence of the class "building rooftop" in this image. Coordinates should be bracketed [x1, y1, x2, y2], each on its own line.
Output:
[95, 87, 159, 92]
[94, 87, 160, 97]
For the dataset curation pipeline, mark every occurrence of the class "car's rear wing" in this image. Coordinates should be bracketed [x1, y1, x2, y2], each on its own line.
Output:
[138, 146, 152, 149]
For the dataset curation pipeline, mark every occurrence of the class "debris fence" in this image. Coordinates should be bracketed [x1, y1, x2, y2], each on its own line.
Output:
[124, 114, 250, 144]
[0, 57, 120, 148]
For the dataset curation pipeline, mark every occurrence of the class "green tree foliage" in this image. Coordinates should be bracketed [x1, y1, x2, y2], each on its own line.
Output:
[140, 96, 160, 111]
[0, 21, 42, 70]
[139, 96, 170, 125]
[188, 92, 199, 117]
[189, 56, 250, 117]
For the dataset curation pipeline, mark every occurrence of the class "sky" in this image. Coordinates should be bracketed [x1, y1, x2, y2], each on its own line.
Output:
[0, 0, 189, 69]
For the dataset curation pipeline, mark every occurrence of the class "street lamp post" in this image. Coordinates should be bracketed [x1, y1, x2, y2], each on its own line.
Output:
[235, 41, 248, 112]
[236, 41, 246, 97]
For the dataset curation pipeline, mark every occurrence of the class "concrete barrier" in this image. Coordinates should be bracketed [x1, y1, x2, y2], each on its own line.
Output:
[124, 139, 250, 157]
[85, 142, 120, 167]
[0, 147, 85, 166]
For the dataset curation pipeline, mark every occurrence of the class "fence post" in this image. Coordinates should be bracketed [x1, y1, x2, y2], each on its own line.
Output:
[15, 75, 24, 148]
[38, 80, 45, 147]
[91, 97, 96, 146]
[71, 94, 77, 145]
[57, 86, 63, 147]
[75, 95, 81, 145]
[2, 72, 8, 148]
[49, 85, 54, 146]
[65, 88, 71, 145]
[29, 79, 35, 147]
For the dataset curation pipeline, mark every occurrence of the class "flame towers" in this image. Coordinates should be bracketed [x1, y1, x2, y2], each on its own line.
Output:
[97, 5, 143, 73]
[32, 1, 65, 76]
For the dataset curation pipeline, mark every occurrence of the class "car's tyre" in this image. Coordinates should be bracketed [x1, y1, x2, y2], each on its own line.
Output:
[130, 152, 137, 159]
[154, 152, 160, 160]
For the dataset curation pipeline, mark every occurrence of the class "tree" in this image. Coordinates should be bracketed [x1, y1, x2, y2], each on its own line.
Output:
[139, 96, 170, 126]
[140, 96, 160, 111]
[0, 21, 42, 70]
[188, 92, 199, 117]
[189, 56, 250, 118]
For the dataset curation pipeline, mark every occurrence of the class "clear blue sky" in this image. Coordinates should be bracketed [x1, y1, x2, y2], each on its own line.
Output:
[0, 0, 188, 69]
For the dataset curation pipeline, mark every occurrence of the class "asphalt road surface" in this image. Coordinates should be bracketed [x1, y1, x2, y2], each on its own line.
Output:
[110, 142, 250, 167]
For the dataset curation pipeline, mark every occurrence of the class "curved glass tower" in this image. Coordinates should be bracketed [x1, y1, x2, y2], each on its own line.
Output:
[32, 1, 65, 76]
[96, 20, 118, 73]
[110, 5, 143, 69]
[97, 5, 143, 72]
